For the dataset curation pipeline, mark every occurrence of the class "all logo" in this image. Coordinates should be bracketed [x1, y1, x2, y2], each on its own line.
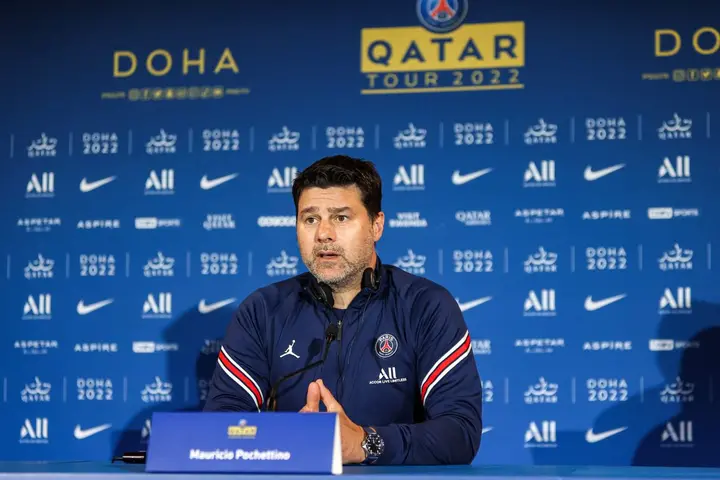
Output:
[375, 333, 398, 359]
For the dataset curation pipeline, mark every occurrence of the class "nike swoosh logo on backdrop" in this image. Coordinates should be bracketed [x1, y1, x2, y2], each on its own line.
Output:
[456, 296, 493, 312]
[585, 427, 627, 443]
[584, 294, 627, 311]
[584, 164, 625, 181]
[77, 299, 114, 315]
[200, 173, 238, 190]
[74, 424, 112, 440]
[80, 176, 116, 192]
[451, 168, 493, 185]
[198, 298, 237, 314]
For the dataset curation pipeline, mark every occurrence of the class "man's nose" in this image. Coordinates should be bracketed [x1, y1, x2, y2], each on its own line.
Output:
[316, 219, 335, 242]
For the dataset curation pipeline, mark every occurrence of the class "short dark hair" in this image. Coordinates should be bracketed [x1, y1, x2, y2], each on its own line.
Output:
[292, 155, 382, 220]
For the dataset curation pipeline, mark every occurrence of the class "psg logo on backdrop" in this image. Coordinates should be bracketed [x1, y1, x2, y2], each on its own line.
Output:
[375, 333, 398, 359]
[417, 0, 468, 34]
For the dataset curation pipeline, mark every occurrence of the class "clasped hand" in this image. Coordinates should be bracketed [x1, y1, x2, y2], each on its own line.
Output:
[299, 379, 366, 465]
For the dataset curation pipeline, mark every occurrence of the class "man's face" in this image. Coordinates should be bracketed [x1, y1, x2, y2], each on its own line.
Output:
[296, 185, 383, 288]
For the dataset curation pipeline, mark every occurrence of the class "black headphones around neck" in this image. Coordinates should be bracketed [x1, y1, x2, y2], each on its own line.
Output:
[308, 258, 383, 309]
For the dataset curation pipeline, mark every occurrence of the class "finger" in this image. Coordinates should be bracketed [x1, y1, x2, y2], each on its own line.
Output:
[317, 379, 342, 412]
[306, 381, 320, 411]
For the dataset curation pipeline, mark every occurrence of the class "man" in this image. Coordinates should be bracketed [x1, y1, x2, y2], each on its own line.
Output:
[203, 155, 484, 465]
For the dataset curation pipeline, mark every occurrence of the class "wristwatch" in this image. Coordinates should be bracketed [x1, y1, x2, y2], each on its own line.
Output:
[360, 426, 384, 464]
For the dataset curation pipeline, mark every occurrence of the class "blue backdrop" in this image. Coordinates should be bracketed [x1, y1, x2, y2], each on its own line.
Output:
[1, 0, 719, 467]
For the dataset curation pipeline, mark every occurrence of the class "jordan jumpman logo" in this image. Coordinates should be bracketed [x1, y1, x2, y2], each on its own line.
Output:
[280, 340, 300, 358]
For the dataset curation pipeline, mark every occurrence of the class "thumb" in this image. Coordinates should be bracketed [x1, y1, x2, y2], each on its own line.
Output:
[306, 381, 320, 411]
[317, 379, 342, 412]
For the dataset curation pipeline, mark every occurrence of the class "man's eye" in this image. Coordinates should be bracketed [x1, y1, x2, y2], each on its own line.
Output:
[336, 215, 348, 222]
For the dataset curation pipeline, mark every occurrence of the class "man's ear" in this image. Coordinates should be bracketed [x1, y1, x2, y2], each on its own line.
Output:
[373, 212, 384, 242]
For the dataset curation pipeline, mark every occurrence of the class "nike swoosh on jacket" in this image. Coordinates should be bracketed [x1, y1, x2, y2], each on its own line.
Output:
[203, 264, 484, 465]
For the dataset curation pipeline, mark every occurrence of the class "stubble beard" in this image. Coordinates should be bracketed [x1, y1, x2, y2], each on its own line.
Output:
[306, 234, 375, 291]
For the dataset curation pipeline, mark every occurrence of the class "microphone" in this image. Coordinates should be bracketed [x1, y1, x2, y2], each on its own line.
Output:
[266, 323, 339, 412]
[112, 451, 146, 464]
[112, 325, 340, 464]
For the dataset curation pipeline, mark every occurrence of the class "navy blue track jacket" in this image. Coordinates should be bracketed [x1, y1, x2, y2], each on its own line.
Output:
[203, 263, 484, 465]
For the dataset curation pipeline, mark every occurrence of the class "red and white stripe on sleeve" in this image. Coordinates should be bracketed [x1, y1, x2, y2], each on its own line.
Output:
[420, 330, 472, 406]
[217, 346, 264, 411]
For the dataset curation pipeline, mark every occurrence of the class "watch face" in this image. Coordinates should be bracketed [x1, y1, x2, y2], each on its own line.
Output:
[366, 433, 384, 455]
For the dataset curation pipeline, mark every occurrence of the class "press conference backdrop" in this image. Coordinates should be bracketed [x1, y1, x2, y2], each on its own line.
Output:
[1, 0, 719, 467]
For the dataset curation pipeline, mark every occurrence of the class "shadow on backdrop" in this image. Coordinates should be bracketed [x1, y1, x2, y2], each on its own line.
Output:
[530, 300, 720, 466]
[111, 304, 235, 456]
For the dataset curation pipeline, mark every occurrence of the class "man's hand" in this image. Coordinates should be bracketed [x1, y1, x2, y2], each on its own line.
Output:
[300, 379, 366, 464]
[299, 380, 320, 412]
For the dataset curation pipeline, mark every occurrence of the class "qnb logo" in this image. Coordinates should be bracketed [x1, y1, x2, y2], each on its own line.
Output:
[452, 249, 493, 273]
[145, 169, 175, 195]
[586, 246, 628, 271]
[661, 421, 693, 446]
[658, 114, 692, 140]
[146, 129, 177, 155]
[393, 164, 425, 191]
[142, 293, 172, 319]
[23, 294, 52, 320]
[393, 123, 427, 149]
[325, 126, 365, 149]
[658, 155, 691, 183]
[20, 418, 49, 444]
[587, 378, 629, 402]
[454, 122, 494, 146]
[202, 129, 240, 152]
[268, 126, 300, 152]
[82, 132, 119, 155]
[586, 117, 627, 141]
[659, 287, 692, 314]
[524, 421, 557, 447]
[26, 172, 55, 199]
[267, 166, 297, 193]
[523, 161, 555, 188]
[524, 289, 556, 317]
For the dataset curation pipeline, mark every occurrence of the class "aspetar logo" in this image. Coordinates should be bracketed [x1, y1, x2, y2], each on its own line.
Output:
[102, 47, 249, 102]
[360, 0, 525, 94]
[643, 27, 720, 84]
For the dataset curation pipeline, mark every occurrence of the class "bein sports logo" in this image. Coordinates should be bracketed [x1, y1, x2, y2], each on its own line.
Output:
[416, 0, 468, 34]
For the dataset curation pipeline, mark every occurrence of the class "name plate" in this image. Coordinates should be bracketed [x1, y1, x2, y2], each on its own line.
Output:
[145, 411, 342, 475]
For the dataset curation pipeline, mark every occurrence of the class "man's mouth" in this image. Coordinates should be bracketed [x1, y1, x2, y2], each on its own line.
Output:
[317, 251, 340, 259]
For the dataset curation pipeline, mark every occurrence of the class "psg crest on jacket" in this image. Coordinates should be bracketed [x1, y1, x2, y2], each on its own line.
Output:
[375, 333, 398, 358]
